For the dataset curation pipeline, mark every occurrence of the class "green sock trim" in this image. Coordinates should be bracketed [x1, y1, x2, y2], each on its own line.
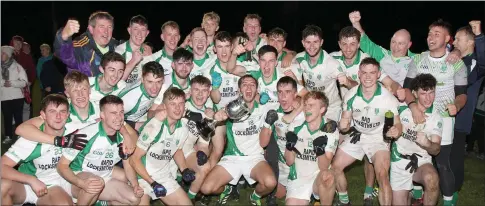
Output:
[222, 185, 232, 194]
[412, 188, 423, 199]
[251, 191, 261, 200]
[365, 186, 374, 194]
[339, 192, 349, 203]
[188, 190, 197, 199]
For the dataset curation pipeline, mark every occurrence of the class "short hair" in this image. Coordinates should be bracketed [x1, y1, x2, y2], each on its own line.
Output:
[202, 11, 220, 24]
[214, 31, 232, 44]
[302, 24, 323, 40]
[64, 71, 89, 90]
[142, 42, 153, 50]
[142, 61, 164, 78]
[88, 11, 114, 27]
[101, 51, 126, 69]
[161, 20, 179, 32]
[190, 75, 211, 88]
[163, 87, 186, 103]
[429, 19, 453, 36]
[237, 74, 258, 89]
[190, 27, 207, 38]
[268, 27, 288, 40]
[359, 57, 380, 70]
[411, 73, 437, 92]
[456, 26, 475, 41]
[129, 15, 148, 27]
[100, 95, 124, 111]
[40, 43, 51, 50]
[303, 91, 329, 108]
[173, 48, 193, 62]
[258, 45, 278, 59]
[277, 76, 298, 91]
[244, 14, 262, 25]
[40, 94, 69, 112]
[338, 26, 361, 42]
[233, 32, 249, 45]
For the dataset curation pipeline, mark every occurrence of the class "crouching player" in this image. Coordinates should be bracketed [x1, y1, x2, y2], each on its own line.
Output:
[391, 73, 442, 206]
[284, 91, 339, 205]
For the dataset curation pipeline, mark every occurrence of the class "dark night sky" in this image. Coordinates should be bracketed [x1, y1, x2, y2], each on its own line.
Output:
[2, 1, 484, 60]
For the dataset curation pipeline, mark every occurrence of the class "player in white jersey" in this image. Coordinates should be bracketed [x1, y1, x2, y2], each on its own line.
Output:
[267, 27, 297, 74]
[201, 12, 220, 56]
[290, 25, 356, 122]
[1, 95, 75, 205]
[332, 58, 402, 206]
[391, 74, 442, 206]
[233, 32, 260, 72]
[201, 75, 277, 206]
[284, 91, 339, 205]
[188, 27, 217, 80]
[119, 61, 164, 130]
[89, 51, 127, 105]
[130, 88, 194, 205]
[170, 48, 194, 97]
[150, 21, 181, 88]
[114, 15, 150, 86]
[57, 95, 144, 206]
[400, 19, 468, 206]
[243, 14, 267, 60]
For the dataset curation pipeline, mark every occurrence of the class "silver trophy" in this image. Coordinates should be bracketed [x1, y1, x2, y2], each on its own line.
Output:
[195, 96, 251, 140]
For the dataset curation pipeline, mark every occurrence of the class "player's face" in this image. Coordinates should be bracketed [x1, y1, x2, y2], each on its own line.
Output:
[240, 78, 258, 102]
[165, 96, 186, 121]
[161, 26, 181, 51]
[190, 83, 210, 107]
[202, 19, 219, 36]
[259, 52, 277, 78]
[302, 35, 323, 57]
[41, 103, 69, 130]
[304, 97, 326, 123]
[65, 81, 90, 109]
[453, 31, 472, 55]
[191, 30, 208, 56]
[128, 23, 149, 47]
[390, 35, 410, 57]
[101, 103, 124, 131]
[142, 44, 153, 56]
[214, 40, 232, 63]
[358, 64, 380, 88]
[339, 37, 359, 60]
[277, 83, 297, 111]
[89, 19, 113, 47]
[427, 26, 449, 51]
[142, 73, 164, 97]
[416, 88, 436, 109]
[172, 59, 193, 79]
[268, 35, 286, 55]
[243, 19, 261, 42]
[100, 61, 125, 87]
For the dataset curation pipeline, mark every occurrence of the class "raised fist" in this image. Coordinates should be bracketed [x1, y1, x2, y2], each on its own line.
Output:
[349, 11, 361, 24]
[61, 19, 80, 40]
[469, 20, 482, 35]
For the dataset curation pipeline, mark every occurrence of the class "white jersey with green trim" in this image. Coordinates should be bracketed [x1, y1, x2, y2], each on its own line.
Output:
[150, 48, 174, 88]
[237, 53, 260, 72]
[65, 101, 100, 133]
[170, 72, 191, 95]
[288, 118, 339, 180]
[115, 41, 151, 86]
[119, 83, 155, 122]
[5, 124, 64, 186]
[343, 84, 400, 142]
[88, 75, 127, 106]
[190, 53, 217, 80]
[396, 105, 443, 158]
[136, 118, 188, 179]
[291, 50, 344, 112]
[224, 101, 268, 156]
[252, 37, 267, 60]
[207, 43, 215, 56]
[62, 122, 124, 179]
[276, 51, 291, 74]
[406, 51, 468, 117]
[182, 98, 215, 154]
[204, 60, 240, 110]
[273, 107, 305, 164]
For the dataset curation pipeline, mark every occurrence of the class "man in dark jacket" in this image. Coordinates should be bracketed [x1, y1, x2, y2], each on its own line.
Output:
[54, 11, 119, 77]
[40, 55, 66, 96]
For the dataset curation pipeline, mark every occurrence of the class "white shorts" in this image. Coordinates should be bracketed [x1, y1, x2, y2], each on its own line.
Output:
[339, 136, 389, 163]
[138, 176, 181, 200]
[217, 155, 266, 185]
[441, 117, 454, 145]
[390, 155, 433, 191]
[59, 171, 113, 197]
[22, 183, 63, 204]
[278, 162, 290, 186]
[286, 170, 320, 201]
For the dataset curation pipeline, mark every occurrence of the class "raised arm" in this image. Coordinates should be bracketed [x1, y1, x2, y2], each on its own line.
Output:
[349, 11, 388, 61]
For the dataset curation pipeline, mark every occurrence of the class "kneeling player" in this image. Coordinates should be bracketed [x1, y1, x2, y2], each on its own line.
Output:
[284, 91, 339, 205]
[391, 74, 442, 206]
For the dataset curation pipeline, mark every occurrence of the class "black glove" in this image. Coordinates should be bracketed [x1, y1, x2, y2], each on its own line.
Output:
[403, 153, 422, 174]
[285, 131, 301, 155]
[196, 151, 208, 166]
[348, 127, 362, 144]
[321, 120, 338, 133]
[265, 110, 278, 125]
[313, 136, 328, 157]
[182, 168, 196, 183]
[118, 143, 130, 160]
[184, 110, 203, 123]
[150, 181, 167, 197]
[53, 129, 88, 150]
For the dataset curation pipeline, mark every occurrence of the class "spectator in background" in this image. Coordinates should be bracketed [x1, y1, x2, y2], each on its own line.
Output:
[468, 81, 485, 160]
[39, 43, 66, 96]
[37, 44, 54, 96]
[10, 36, 35, 120]
[1, 46, 28, 144]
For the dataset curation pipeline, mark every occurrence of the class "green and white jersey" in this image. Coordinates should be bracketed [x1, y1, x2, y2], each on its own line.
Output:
[406, 51, 468, 117]
[291, 50, 344, 112]
[273, 107, 305, 164]
[170, 72, 191, 95]
[396, 105, 443, 158]
[224, 101, 268, 157]
[65, 101, 100, 133]
[63, 122, 124, 179]
[207, 42, 215, 56]
[330, 50, 389, 97]
[5, 124, 64, 186]
[119, 83, 155, 122]
[136, 118, 188, 179]
[360, 33, 416, 86]
[190, 53, 217, 80]
[115, 41, 150, 86]
[276, 51, 291, 74]
[251, 37, 267, 60]
[237, 53, 260, 72]
[343, 84, 400, 142]
[89, 75, 127, 105]
[182, 98, 216, 154]
[288, 118, 339, 180]
[150, 48, 174, 88]
[204, 60, 240, 110]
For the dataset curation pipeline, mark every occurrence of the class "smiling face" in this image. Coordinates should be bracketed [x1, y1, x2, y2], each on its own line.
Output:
[40, 103, 69, 130]
[390, 30, 412, 57]
[358, 64, 380, 89]
[65, 80, 90, 109]
[302, 35, 323, 57]
[172, 59, 193, 79]
[268, 35, 286, 55]
[339, 37, 359, 60]
[100, 61, 125, 87]
[142, 73, 164, 97]
[239, 77, 258, 103]
[88, 18, 113, 47]
[416, 88, 436, 109]
[191, 30, 208, 56]
[427, 26, 450, 52]
[101, 103, 124, 131]
[161, 26, 181, 51]
[128, 23, 149, 47]
[190, 83, 210, 107]
[165, 96, 186, 121]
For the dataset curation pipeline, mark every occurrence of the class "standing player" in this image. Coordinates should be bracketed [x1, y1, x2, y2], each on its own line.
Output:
[89, 51, 127, 105]
[151, 21, 181, 88]
[202, 12, 220, 56]
[188, 27, 217, 80]
[243, 14, 267, 60]
[267, 27, 295, 74]
[170, 48, 194, 96]
[332, 57, 402, 206]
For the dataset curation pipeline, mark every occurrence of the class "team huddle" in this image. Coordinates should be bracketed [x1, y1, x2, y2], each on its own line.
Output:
[1, 9, 484, 206]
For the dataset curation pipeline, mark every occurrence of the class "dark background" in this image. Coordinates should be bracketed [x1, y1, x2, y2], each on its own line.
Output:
[2, 1, 484, 60]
